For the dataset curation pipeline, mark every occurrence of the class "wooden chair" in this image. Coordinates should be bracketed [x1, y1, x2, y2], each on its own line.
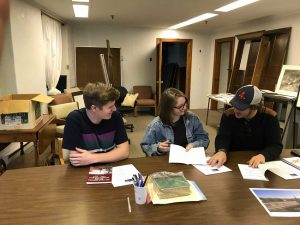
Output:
[49, 102, 79, 164]
[133, 85, 156, 116]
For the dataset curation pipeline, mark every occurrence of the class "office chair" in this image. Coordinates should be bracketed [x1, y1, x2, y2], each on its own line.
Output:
[115, 86, 135, 132]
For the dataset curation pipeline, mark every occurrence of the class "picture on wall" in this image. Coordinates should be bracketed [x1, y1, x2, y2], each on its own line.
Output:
[275, 65, 300, 97]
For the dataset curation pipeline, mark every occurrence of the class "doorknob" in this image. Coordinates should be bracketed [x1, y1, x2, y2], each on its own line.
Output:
[156, 81, 163, 84]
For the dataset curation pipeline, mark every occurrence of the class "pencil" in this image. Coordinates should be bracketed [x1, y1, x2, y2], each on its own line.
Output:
[127, 196, 131, 213]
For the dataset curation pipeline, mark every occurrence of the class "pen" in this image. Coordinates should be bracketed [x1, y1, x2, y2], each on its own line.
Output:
[142, 175, 149, 187]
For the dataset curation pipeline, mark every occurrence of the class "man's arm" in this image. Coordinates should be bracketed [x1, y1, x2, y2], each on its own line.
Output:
[261, 114, 283, 161]
[67, 141, 129, 166]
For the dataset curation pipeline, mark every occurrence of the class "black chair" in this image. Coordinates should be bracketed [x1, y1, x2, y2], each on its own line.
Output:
[115, 86, 135, 132]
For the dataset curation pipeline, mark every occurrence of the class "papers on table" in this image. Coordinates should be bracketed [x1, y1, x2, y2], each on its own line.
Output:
[111, 164, 140, 187]
[238, 164, 269, 181]
[282, 157, 300, 170]
[169, 144, 206, 165]
[250, 188, 300, 217]
[259, 161, 300, 180]
[148, 180, 207, 205]
[193, 157, 232, 175]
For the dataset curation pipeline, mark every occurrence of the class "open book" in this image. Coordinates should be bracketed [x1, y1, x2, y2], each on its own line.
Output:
[169, 144, 206, 165]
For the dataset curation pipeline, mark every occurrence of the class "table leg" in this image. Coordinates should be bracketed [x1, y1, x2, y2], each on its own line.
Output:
[20, 142, 24, 155]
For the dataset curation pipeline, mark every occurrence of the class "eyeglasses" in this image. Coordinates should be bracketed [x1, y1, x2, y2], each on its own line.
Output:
[173, 102, 187, 110]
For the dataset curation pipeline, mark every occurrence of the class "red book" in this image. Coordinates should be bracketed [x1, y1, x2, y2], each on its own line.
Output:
[86, 166, 112, 184]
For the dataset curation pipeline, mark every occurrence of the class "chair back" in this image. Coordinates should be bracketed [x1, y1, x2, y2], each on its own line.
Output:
[133, 86, 153, 99]
[49, 102, 79, 120]
[115, 86, 128, 107]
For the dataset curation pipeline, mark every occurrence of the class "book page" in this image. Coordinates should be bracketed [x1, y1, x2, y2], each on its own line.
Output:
[193, 157, 232, 175]
[260, 161, 300, 180]
[169, 144, 206, 165]
[238, 164, 269, 181]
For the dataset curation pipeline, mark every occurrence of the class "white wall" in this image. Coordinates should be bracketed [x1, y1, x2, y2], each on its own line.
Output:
[0, 18, 16, 95]
[8, 0, 46, 94]
[72, 25, 212, 109]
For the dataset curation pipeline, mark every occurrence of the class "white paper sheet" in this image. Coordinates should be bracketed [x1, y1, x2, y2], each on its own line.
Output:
[259, 161, 300, 180]
[193, 161, 232, 175]
[238, 164, 269, 181]
[111, 164, 140, 187]
[169, 144, 206, 165]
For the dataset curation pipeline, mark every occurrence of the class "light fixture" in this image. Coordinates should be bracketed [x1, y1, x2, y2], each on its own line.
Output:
[168, 13, 218, 30]
[73, 4, 89, 18]
[72, 0, 89, 2]
[215, 0, 259, 12]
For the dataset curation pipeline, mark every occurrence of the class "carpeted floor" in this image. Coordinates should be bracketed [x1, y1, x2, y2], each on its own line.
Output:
[5, 109, 223, 169]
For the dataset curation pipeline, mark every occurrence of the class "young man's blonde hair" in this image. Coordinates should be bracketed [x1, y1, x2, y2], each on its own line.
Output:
[83, 82, 120, 109]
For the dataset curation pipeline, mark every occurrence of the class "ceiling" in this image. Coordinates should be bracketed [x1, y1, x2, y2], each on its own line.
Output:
[25, 0, 300, 33]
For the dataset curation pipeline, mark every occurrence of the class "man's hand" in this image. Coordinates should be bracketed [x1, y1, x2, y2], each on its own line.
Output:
[207, 151, 227, 168]
[158, 140, 170, 152]
[69, 148, 95, 166]
[248, 154, 265, 168]
[185, 143, 193, 151]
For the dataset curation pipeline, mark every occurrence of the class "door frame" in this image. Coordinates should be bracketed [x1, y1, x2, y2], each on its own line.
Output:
[156, 38, 192, 107]
[211, 37, 235, 110]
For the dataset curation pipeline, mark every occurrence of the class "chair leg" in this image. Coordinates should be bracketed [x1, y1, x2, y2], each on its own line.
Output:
[134, 107, 138, 117]
[57, 138, 65, 165]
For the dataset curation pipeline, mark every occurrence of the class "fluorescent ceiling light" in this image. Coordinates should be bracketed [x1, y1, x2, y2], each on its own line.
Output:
[215, 0, 259, 12]
[72, 0, 89, 2]
[73, 4, 89, 18]
[169, 13, 218, 29]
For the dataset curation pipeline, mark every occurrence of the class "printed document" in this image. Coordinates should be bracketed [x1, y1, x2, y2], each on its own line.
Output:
[169, 144, 206, 165]
[259, 161, 300, 180]
[112, 164, 140, 187]
[238, 164, 269, 181]
[193, 157, 232, 175]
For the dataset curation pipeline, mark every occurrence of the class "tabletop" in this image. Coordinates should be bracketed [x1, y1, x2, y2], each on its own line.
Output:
[0, 150, 299, 225]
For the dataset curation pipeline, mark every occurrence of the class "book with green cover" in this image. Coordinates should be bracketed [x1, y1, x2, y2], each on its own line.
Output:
[153, 176, 190, 199]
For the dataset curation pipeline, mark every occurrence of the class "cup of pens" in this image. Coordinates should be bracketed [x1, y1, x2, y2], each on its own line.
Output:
[132, 173, 148, 205]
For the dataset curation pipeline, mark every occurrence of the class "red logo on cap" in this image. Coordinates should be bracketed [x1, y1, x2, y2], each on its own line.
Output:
[239, 92, 246, 100]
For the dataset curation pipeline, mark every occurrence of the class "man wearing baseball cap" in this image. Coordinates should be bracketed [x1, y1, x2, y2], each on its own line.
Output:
[208, 85, 282, 168]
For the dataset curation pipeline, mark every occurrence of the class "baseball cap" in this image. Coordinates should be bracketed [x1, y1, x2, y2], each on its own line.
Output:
[229, 85, 262, 111]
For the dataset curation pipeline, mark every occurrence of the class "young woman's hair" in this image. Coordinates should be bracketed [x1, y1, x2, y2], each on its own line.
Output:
[158, 88, 187, 125]
[83, 82, 120, 109]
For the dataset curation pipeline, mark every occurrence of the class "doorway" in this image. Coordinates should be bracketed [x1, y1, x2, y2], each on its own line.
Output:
[156, 38, 192, 106]
[211, 37, 235, 110]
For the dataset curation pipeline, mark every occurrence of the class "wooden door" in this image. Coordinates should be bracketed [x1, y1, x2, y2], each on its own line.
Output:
[76, 47, 121, 88]
[211, 37, 235, 110]
[156, 38, 192, 106]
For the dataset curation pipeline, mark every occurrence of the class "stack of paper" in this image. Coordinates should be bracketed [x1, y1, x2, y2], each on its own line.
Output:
[148, 180, 207, 204]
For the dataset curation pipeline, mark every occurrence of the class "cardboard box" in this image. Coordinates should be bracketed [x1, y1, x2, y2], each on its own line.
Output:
[0, 94, 53, 130]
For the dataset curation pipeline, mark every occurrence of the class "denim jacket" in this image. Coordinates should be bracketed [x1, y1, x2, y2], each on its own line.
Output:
[140, 111, 209, 156]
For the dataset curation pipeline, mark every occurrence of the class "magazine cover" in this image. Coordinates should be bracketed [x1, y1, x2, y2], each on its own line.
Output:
[250, 188, 300, 217]
[86, 166, 112, 184]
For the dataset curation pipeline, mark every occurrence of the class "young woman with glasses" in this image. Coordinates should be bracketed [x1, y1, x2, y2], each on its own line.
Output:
[141, 88, 209, 156]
